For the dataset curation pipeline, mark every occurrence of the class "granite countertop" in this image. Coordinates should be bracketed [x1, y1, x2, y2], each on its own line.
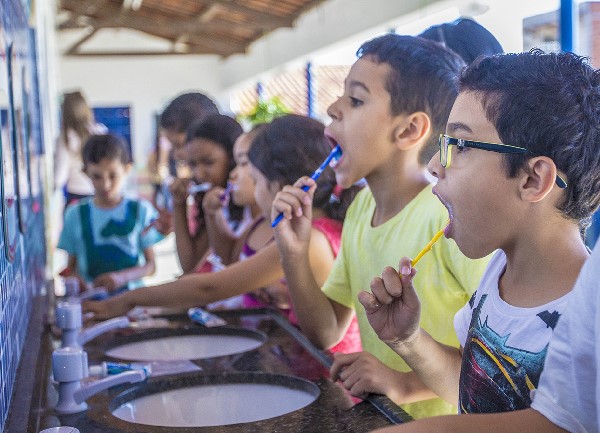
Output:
[7, 300, 411, 433]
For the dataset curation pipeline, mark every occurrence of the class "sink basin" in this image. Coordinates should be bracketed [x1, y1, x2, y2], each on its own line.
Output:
[104, 327, 266, 361]
[110, 372, 320, 427]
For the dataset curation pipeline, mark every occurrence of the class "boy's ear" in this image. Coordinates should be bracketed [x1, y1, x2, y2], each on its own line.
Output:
[392, 112, 431, 151]
[124, 162, 133, 174]
[519, 156, 559, 203]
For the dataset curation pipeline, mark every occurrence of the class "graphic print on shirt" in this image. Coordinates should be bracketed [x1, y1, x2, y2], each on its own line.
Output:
[458, 294, 561, 413]
[80, 201, 139, 280]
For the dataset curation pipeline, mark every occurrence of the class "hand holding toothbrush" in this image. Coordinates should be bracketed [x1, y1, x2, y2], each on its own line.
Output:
[202, 183, 230, 217]
[271, 176, 318, 258]
[358, 257, 421, 348]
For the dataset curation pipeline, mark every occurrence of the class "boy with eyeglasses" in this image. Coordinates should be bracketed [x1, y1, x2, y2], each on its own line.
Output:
[360, 50, 600, 430]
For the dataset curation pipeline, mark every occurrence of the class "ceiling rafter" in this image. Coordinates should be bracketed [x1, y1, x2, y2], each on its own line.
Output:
[57, 0, 326, 57]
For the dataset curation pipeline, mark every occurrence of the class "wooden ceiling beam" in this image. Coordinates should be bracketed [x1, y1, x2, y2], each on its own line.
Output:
[206, 1, 294, 29]
[64, 28, 98, 55]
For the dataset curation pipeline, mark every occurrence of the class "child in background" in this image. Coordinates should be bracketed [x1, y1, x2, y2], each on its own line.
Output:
[196, 126, 272, 310]
[271, 34, 489, 418]
[361, 51, 600, 432]
[418, 17, 503, 64]
[152, 92, 220, 235]
[54, 90, 107, 209]
[84, 115, 362, 354]
[169, 114, 246, 273]
[57, 134, 164, 293]
[200, 125, 270, 270]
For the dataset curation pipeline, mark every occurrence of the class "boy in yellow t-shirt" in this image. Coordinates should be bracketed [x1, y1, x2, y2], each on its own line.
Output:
[271, 34, 490, 419]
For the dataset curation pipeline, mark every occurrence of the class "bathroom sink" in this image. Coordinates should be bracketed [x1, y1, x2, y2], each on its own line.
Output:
[103, 327, 266, 361]
[110, 372, 320, 427]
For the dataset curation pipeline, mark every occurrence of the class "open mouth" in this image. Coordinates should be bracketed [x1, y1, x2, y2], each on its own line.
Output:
[432, 189, 454, 236]
[324, 130, 342, 169]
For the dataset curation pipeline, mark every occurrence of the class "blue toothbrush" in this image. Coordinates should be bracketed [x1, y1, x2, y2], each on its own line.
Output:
[271, 145, 342, 228]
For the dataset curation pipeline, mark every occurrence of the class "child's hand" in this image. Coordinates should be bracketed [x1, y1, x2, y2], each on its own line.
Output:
[202, 186, 226, 216]
[271, 176, 316, 257]
[358, 257, 421, 348]
[93, 272, 126, 292]
[169, 178, 191, 206]
[82, 298, 129, 321]
[152, 209, 174, 235]
[330, 351, 405, 401]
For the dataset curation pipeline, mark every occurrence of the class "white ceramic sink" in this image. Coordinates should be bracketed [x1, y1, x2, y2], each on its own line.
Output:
[111, 374, 320, 427]
[105, 334, 264, 361]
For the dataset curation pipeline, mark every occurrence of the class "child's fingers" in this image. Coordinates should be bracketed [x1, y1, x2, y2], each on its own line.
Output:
[379, 266, 407, 298]
[397, 257, 419, 308]
[358, 289, 382, 313]
[370, 274, 395, 305]
[272, 188, 306, 219]
[292, 176, 317, 192]
[330, 352, 360, 380]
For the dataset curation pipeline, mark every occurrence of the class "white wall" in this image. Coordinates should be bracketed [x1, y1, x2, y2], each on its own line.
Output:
[58, 55, 222, 170]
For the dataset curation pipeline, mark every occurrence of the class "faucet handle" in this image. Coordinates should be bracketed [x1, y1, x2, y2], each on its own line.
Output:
[73, 370, 147, 404]
[55, 301, 82, 331]
[52, 347, 89, 382]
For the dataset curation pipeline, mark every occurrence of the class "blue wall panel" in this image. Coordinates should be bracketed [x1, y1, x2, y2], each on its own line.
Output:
[0, 0, 47, 431]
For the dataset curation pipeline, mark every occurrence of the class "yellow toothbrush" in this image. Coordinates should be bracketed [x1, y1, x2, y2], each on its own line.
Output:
[411, 219, 450, 267]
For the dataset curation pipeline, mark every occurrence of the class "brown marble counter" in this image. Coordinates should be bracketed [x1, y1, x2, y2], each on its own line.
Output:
[5, 300, 411, 433]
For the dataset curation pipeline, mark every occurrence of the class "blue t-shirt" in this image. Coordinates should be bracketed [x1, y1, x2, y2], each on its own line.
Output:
[58, 197, 164, 290]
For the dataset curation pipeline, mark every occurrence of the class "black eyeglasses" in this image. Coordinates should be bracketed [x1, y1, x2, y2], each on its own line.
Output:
[438, 134, 567, 188]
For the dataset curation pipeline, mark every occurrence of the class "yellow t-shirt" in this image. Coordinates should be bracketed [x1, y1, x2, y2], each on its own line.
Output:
[322, 185, 490, 419]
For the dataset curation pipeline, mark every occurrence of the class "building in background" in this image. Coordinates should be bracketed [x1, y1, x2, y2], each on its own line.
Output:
[524, 1, 600, 67]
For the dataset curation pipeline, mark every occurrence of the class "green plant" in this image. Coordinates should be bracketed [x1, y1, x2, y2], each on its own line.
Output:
[240, 96, 290, 126]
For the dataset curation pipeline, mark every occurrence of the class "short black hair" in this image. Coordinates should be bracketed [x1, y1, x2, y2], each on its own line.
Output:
[419, 18, 503, 65]
[459, 50, 600, 227]
[82, 134, 130, 167]
[357, 34, 465, 164]
[159, 92, 219, 133]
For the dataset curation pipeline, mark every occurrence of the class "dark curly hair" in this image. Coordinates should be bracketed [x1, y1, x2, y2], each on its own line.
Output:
[459, 49, 600, 228]
[248, 114, 361, 222]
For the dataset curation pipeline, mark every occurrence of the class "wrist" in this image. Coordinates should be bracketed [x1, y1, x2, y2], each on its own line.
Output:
[386, 328, 422, 354]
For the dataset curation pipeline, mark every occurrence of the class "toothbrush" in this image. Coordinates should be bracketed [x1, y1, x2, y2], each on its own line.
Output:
[410, 219, 450, 267]
[271, 145, 343, 228]
[219, 182, 233, 202]
[188, 182, 213, 194]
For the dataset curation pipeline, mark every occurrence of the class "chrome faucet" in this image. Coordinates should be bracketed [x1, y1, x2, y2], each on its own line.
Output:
[55, 301, 129, 348]
[52, 347, 147, 414]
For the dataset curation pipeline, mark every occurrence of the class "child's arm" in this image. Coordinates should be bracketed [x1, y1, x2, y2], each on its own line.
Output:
[272, 177, 355, 349]
[170, 178, 210, 272]
[93, 247, 156, 292]
[83, 242, 285, 320]
[330, 351, 438, 404]
[359, 257, 463, 405]
[202, 186, 238, 264]
[371, 408, 567, 433]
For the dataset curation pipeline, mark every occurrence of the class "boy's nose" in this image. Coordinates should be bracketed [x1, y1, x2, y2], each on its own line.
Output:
[427, 151, 443, 179]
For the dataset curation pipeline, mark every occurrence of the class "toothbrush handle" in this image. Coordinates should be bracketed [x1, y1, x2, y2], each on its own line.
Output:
[271, 184, 310, 228]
